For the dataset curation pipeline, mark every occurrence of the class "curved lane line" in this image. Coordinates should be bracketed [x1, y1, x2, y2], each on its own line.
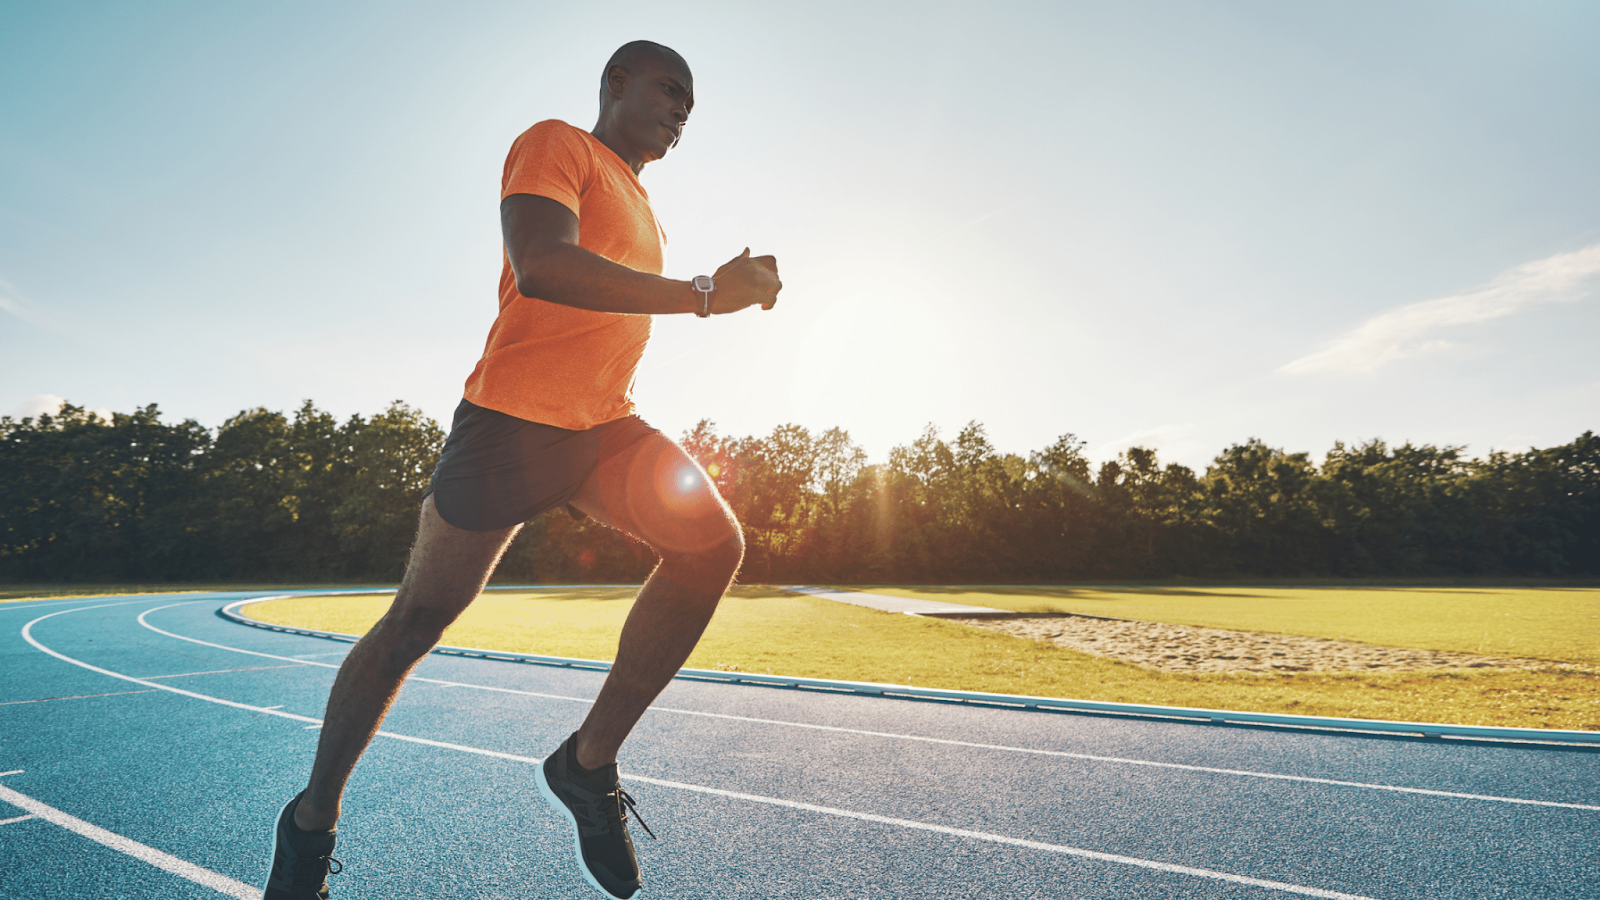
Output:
[23, 604, 322, 725]
[0, 783, 256, 899]
[36, 600, 1386, 899]
[144, 599, 1600, 813]
[21, 604, 562, 762]
[137, 602, 596, 704]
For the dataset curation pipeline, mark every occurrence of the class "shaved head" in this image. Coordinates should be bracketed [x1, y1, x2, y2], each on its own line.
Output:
[591, 40, 694, 172]
[599, 40, 690, 108]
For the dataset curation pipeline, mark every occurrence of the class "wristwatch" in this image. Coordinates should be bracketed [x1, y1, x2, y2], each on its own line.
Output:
[692, 275, 714, 318]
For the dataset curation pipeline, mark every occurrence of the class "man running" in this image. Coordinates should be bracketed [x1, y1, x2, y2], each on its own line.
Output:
[263, 40, 781, 900]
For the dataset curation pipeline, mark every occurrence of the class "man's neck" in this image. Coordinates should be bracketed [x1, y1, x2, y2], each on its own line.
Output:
[590, 123, 646, 176]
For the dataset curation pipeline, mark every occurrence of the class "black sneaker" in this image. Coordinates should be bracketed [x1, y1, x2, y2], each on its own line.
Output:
[263, 793, 342, 900]
[535, 735, 655, 899]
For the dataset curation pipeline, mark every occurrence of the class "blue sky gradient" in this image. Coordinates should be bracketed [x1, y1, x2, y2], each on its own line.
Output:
[3, 1, 1597, 469]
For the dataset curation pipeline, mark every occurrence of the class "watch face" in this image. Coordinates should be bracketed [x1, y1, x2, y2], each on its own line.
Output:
[692, 275, 714, 291]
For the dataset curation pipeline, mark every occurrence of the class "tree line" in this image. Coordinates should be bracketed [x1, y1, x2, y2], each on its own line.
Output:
[2, 401, 1596, 583]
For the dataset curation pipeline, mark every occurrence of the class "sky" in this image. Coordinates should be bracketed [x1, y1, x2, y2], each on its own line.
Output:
[3, 0, 1598, 471]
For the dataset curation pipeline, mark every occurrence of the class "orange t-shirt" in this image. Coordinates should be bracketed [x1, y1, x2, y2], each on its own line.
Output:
[462, 119, 663, 430]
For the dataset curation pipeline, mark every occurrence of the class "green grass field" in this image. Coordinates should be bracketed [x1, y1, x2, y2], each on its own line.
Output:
[853, 585, 1600, 666]
[236, 584, 1600, 732]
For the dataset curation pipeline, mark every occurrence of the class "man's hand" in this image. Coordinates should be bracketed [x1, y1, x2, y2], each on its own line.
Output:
[711, 248, 782, 313]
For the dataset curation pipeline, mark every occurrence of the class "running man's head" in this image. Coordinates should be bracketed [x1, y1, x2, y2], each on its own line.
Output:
[592, 40, 694, 173]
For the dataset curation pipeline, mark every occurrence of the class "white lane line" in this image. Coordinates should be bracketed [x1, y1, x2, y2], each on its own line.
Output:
[0, 770, 23, 776]
[23, 607, 571, 754]
[0, 784, 256, 898]
[137, 602, 596, 704]
[140, 664, 307, 680]
[628, 775, 1382, 900]
[2, 814, 38, 825]
[138, 602, 1600, 813]
[0, 690, 157, 706]
[643, 707, 1600, 813]
[23, 607, 324, 726]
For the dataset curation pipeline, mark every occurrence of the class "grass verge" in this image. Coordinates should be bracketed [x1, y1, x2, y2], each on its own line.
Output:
[848, 585, 1600, 665]
[245, 586, 1600, 733]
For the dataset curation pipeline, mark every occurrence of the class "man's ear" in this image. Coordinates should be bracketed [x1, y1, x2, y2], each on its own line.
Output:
[604, 65, 629, 102]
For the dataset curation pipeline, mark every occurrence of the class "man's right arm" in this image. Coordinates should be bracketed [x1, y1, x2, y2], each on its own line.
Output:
[501, 194, 781, 316]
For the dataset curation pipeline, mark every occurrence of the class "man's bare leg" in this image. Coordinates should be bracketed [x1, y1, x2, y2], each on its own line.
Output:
[563, 433, 745, 769]
[292, 495, 520, 831]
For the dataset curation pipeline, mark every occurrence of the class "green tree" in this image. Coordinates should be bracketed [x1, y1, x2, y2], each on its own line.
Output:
[1473, 432, 1600, 575]
[1201, 438, 1325, 574]
[1319, 440, 1478, 575]
[0, 404, 209, 579]
[330, 402, 445, 580]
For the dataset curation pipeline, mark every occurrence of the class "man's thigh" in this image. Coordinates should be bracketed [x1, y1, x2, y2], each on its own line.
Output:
[383, 495, 522, 632]
[568, 432, 740, 558]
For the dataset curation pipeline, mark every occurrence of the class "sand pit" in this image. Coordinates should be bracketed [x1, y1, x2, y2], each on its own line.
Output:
[948, 614, 1542, 674]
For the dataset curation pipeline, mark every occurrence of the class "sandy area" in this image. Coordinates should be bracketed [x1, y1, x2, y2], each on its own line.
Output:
[948, 614, 1543, 674]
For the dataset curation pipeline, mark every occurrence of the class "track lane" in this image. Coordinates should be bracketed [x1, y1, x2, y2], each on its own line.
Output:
[144, 599, 1600, 813]
[3, 593, 1596, 899]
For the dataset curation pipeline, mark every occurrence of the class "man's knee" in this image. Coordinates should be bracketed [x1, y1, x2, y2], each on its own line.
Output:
[370, 605, 458, 667]
[704, 514, 746, 576]
[708, 523, 745, 575]
[664, 515, 744, 579]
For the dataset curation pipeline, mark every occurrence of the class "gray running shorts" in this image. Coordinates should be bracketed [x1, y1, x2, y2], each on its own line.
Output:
[425, 399, 660, 532]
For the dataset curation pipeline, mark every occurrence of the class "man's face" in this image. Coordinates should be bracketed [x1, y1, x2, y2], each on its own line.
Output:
[611, 53, 695, 164]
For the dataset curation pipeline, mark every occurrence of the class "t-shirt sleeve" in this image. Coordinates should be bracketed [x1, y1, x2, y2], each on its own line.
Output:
[501, 120, 591, 216]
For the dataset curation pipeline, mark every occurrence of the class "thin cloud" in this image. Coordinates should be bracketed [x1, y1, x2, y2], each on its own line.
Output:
[949, 199, 1031, 235]
[0, 274, 61, 331]
[12, 394, 66, 419]
[1281, 243, 1600, 375]
[8, 394, 113, 423]
[1093, 423, 1207, 470]
[0, 293, 29, 320]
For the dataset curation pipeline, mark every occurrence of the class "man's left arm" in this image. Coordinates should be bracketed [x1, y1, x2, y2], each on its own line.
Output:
[502, 193, 780, 316]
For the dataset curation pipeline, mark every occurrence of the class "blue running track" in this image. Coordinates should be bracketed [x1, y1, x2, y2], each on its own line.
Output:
[2, 592, 1597, 899]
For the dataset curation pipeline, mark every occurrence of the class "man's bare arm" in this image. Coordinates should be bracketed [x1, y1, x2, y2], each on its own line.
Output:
[501, 193, 780, 315]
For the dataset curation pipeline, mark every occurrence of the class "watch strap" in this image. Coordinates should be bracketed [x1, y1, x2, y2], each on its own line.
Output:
[692, 275, 714, 318]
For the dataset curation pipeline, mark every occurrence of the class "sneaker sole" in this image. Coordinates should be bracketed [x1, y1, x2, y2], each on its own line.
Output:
[534, 761, 637, 900]
[262, 795, 297, 899]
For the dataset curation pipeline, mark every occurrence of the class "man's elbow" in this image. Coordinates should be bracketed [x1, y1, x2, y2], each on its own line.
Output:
[511, 258, 556, 300]
[509, 242, 572, 300]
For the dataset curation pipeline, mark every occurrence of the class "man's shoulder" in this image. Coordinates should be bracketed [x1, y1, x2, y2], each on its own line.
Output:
[504, 120, 597, 185]
[513, 119, 592, 150]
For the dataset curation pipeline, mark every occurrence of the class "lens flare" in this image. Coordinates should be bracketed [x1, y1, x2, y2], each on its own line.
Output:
[614, 441, 731, 556]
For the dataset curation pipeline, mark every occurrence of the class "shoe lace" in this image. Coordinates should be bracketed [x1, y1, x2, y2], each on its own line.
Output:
[614, 788, 655, 841]
[290, 853, 343, 890]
